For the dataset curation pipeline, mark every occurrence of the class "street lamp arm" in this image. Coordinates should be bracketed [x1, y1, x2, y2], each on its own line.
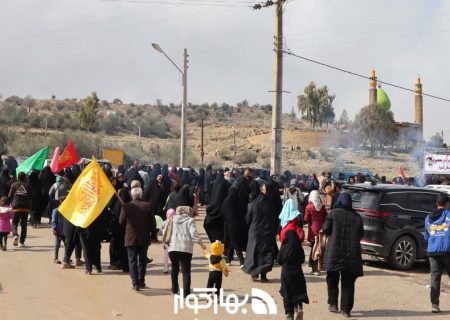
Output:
[152, 43, 183, 75]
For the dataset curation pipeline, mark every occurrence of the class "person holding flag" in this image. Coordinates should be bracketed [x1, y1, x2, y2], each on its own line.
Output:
[58, 158, 118, 271]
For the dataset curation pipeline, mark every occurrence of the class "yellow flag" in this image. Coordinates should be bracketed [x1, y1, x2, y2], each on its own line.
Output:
[59, 158, 115, 228]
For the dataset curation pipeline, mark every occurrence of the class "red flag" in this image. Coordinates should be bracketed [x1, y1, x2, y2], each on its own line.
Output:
[58, 141, 79, 171]
[399, 166, 405, 178]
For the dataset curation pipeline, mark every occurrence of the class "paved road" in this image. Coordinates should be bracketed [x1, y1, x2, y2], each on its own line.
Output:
[1, 209, 449, 320]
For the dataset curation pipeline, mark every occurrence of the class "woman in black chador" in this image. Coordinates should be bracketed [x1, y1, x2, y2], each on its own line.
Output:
[243, 182, 278, 282]
[277, 230, 309, 320]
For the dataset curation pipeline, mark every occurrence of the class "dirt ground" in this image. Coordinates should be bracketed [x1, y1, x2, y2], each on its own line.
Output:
[1, 208, 449, 320]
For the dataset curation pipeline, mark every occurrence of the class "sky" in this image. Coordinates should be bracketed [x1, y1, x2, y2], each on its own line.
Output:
[1, 0, 449, 141]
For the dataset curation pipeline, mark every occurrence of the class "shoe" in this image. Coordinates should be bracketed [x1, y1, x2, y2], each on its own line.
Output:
[54, 259, 62, 264]
[18, 243, 25, 248]
[13, 236, 18, 247]
[132, 285, 140, 291]
[2, 246, 6, 251]
[313, 271, 320, 276]
[341, 311, 351, 318]
[163, 268, 169, 274]
[139, 283, 147, 289]
[62, 263, 75, 269]
[109, 265, 120, 271]
[147, 257, 153, 264]
[85, 270, 92, 275]
[432, 304, 440, 313]
[295, 309, 304, 320]
[75, 259, 85, 267]
[251, 275, 259, 282]
[96, 266, 102, 273]
[329, 305, 339, 313]
[260, 275, 269, 283]
[239, 264, 244, 269]
[285, 314, 294, 320]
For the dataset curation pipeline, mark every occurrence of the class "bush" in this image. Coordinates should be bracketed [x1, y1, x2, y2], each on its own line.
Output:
[237, 150, 257, 164]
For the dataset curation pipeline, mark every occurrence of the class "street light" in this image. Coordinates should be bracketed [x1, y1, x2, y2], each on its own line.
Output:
[151, 43, 188, 167]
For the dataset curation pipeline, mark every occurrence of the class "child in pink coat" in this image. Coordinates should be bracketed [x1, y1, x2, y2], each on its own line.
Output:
[0, 196, 14, 251]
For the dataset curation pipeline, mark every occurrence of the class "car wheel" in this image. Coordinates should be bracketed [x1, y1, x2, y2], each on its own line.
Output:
[388, 235, 417, 270]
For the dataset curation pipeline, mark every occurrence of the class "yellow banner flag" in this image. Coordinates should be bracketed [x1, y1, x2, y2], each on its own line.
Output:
[59, 158, 115, 228]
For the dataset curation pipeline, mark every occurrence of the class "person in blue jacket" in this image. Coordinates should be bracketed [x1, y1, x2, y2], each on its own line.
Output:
[424, 193, 450, 314]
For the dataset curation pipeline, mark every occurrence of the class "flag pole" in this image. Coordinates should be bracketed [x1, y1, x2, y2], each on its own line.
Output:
[114, 190, 125, 206]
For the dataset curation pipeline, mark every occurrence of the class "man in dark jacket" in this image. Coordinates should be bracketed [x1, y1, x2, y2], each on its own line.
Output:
[9, 172, 31, 247]
[323, 192, 364, 318]
[424, 194, 450, 313]
[119, 187, 156, 291]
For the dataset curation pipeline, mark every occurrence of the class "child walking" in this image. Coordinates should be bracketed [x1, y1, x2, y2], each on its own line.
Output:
[51, 196, 65, 264]
[277, 230, 309, 320]
[204, 240, 228, 300]
[161, 208, 175, 273]
[0, 196, 13, 251]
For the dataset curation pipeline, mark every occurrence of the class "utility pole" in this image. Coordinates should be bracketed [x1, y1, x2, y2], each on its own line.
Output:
[200, 117, 204, 163]
[271, 0, 283, 175]
[254, 1, 285, 175]
[181, 48, 188, 168]
[232, 126, 237, 156]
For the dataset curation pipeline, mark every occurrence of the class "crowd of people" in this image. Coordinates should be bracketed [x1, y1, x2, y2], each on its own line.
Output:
[0, 159, 449, 319]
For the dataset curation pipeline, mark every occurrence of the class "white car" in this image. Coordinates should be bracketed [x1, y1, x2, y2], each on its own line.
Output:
[426, 184, 450, 195]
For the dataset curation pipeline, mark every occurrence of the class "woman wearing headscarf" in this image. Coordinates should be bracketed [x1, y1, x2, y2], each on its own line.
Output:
[39, 166, 55, 221]
[197, 168, 205, 205]
[29, 171, 43, 228]
[324, 180, 339, 213]
[323, 193, 364, 318]
[304, 190, 328, 275]
[279, 199, 304, 243]
[169, 166, 181, 186]
[49, 174, 72, 220]
[181, 170, 190, 187]
[277, 230, 309, 320]
[144, 175, 165, 219]
[162, 206, 206, 297]
[203, 171, 230, 242]
[222, 177, 250, 266]
[109, 185, 131, 271]
[166, 184, 194, 211]
[243, 182, 278, 282]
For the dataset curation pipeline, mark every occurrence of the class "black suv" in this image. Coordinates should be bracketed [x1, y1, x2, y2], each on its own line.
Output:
[343, 183, 445, 270]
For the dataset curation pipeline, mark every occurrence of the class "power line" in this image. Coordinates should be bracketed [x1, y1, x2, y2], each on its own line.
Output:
[100, 0, 252, 7]
[283, 49, 450, 103]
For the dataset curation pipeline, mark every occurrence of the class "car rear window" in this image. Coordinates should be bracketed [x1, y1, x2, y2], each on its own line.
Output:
[347, 190, 380, 209]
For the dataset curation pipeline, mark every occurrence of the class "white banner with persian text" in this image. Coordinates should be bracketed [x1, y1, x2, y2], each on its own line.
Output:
[424, 153, 450, 174]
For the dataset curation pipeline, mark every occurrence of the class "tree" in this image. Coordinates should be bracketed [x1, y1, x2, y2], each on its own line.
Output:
[335, 109, 351, 132]
[321, 98, 335, 128]
[79, 91, 99, 132]
[428, 132, 444, 148]
[353, 105, 398, 157]
[113, 98, 123, 104]
[338, 109, 350, 127]
[297, 81, 335, 131]
[290, 106, 296, 119]
[23, 95, 35, 113]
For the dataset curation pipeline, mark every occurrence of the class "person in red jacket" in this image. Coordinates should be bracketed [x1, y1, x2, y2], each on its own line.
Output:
[304, 190, 327, 275]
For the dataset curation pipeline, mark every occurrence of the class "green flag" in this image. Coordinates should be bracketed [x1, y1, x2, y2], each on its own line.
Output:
[16, 146, 49, 174]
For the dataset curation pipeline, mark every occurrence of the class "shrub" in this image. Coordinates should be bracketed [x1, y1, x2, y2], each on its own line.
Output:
[237, 150, 257, 164]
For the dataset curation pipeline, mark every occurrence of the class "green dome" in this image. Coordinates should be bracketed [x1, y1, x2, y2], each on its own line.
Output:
[377, 88, 391, 110]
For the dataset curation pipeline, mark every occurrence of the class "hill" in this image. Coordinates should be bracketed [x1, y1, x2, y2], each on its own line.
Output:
[0, 95, 420, 178]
